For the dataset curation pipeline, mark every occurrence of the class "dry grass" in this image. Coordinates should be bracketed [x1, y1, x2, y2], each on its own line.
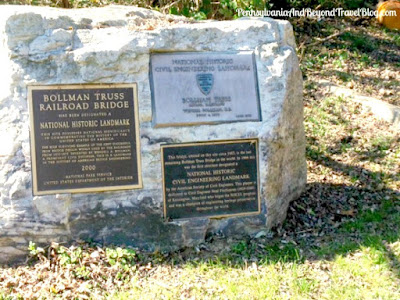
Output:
[1, 8, 400, 300]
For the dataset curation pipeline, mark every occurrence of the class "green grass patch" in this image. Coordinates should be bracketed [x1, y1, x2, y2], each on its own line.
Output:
[340, 31, 378, 53]
[111, 244, 400, 299]
[262, 243, 303, 264]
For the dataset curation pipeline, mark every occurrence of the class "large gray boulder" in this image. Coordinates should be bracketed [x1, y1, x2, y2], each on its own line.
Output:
[0, 5, 306, 263]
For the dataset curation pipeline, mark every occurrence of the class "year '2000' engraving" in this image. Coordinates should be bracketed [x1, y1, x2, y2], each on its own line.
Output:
[28, 84, 142, 195]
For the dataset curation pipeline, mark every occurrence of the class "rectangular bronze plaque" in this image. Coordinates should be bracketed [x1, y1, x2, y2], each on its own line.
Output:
[161, 139, 260, 220]
[28, 84, 142, 195]
[150, 51, 261, 127]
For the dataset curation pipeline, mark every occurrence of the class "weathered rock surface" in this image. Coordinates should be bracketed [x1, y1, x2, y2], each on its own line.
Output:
[319, 81, 400, 127]
[0, 5, 306, 264]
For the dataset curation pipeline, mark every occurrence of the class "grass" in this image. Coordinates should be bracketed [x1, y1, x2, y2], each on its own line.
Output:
[299, 18, 400, 105]
[1, 5, 400, 300]
[3, 87, 398, 298]
[3, 55, 400, 300]
[105, 88, 400, 300]
[111, 246, 400, 299]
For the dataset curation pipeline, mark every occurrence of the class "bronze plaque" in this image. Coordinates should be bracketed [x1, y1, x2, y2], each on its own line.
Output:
[161, 139, 260, 220]
[28, 84, 142, 195]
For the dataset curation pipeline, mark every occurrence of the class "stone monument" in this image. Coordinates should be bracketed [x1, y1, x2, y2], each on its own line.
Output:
[0, 5, 306, 263]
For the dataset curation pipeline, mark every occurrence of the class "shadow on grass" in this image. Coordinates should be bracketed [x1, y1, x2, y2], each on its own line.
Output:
[190, 16, 396, 282]
[185, 145, 400, 280]
[297, 20, 400, 63]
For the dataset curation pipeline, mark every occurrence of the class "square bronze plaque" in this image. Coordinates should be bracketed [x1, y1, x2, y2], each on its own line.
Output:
[28, 84, 142, 195]
[150, 51, 261, 127]
[161, 139, 260, 220]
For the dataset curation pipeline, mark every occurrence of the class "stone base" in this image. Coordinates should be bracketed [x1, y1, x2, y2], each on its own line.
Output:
[0, 5, 306, 264]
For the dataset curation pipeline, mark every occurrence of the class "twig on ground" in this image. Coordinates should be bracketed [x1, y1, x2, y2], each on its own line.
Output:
[299, 29, 351, 62]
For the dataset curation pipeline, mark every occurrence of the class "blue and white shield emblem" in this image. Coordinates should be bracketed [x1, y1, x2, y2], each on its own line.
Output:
[196, 73, 214, 95]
